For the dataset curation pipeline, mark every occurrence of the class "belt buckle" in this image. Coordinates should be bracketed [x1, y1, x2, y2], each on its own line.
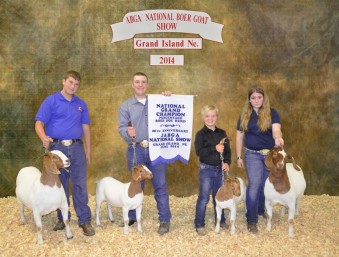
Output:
[62, 140, 73, 146]
[260, 149, 270, 155]
[140, 140, 149, 148]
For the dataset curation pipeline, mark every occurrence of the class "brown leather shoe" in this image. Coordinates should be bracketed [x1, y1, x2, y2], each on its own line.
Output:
[220, 222, 229, 230]
[53, 220, 65, 231]
[259, 213, 267, 219]
[247, 223, 258, 234]
[119, 219, 136, 227]
[196, 227, 207, 236]
[158, 222, 170, 235]
[79, 222, 95, 236]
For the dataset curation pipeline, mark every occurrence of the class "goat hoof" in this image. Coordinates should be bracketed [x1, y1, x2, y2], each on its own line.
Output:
[67, 236, 74, 240]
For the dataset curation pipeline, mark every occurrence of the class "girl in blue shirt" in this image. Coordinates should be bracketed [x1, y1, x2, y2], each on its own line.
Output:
[236, 85, 284, 234]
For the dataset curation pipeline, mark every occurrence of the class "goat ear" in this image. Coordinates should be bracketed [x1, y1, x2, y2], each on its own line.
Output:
[43, 154, 60, 175]
[287, 154, 301, 171]
[232, 178, 241, 196]
[264, 151, 274, 170]
[131, 166, 141, 181]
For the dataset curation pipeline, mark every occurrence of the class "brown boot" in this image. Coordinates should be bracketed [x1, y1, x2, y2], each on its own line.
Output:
[196, 227, 207, 236]
[247, 223, 258, 234]
[220, 222, 229, 230]
[53, 220, 65, 231]
[158, 222, 170, 235]
[79, 222, 95, 236]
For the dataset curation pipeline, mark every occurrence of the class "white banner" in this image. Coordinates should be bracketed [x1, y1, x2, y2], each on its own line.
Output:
[111, 10, 223, 43]
[148, 94, 194, 165]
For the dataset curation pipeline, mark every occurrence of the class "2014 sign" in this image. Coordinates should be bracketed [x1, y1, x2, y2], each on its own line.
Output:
[150, 55, 184, 66]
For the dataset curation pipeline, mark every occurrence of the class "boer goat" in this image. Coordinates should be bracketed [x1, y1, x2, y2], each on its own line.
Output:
[215, 177, 246, 235]
[264, 147, 306, 237]
[95, 164, 153, 235]
[15, 150, 73, 244]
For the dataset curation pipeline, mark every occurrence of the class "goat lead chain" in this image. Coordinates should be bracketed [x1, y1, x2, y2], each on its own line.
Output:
[220, 150, 229, 183]
[219, 137, 230, 183]
[132, 142, 138, 167]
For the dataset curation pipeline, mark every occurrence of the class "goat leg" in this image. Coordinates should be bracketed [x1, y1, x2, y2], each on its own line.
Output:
[107, 203, 115, 223]
[18, 201, 26, 224]
[230, 205, 237, 235]
[32, 209, 43, 244]
[214, 206, 222, 234]
[265, 200, 273, 231]
[95, 200, 101, 226]
[122, 207, 129, 235]
[135, 205, 143, 233]
[295, 196, 302, 216]
[287, 202, 296, 237]
[60, 205, 73, 240]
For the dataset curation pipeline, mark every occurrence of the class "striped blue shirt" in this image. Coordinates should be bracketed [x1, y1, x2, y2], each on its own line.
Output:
[118, 95, 148, 144]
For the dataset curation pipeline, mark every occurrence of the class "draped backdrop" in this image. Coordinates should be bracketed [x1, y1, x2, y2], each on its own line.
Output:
[0, 0, 338, 197]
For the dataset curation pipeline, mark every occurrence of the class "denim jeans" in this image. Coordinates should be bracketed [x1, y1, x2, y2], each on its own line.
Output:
[50, 141, 92, 224]
[127, 145, 171, 223]
[194, 162, 225, 228]
[244, 149, 269, 224]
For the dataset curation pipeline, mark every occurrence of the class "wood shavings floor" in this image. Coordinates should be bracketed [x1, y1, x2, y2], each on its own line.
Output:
[0, 194, 338, 257]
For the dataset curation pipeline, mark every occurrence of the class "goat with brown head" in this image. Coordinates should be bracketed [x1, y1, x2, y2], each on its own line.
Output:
[215, 176, 247, 235]
[40, 151, 70, 187]
[95, 164, 153, 235]
[128, 164, 153, 198]
[216, 177, 241, 202]
[265, 147, 300, 172]
[264, 146, 306, 237]
[15, 150, 72, 244]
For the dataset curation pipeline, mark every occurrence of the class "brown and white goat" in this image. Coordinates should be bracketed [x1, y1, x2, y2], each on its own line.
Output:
[215, 177, 246, 235]
[264, 147, 306, 237]
[95, 164, 153, 235]
[16, 150, 73, 244]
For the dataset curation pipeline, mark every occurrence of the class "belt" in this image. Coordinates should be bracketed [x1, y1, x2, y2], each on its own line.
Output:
[130, 140, 149, 148]
[245, 148, 270, 156]
[52, 138, 81, 146]
[200, 162, 221, 169]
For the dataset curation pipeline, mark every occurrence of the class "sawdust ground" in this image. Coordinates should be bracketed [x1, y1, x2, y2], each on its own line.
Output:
[0, 194, 338, 257]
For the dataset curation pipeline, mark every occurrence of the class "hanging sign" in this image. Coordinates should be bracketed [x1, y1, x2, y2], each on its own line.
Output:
[147, 94, 194, 165]
[111, 9, 223, 43]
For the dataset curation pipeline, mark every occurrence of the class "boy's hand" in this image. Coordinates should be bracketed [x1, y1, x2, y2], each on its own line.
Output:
[162, 91, 172, 96]
[216, 143, 224, 153]
[222, 163, 229, 172]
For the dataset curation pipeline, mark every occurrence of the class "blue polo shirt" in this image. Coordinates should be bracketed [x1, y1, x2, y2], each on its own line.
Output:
[237, 108, 280, 150]
[35, 90, 90, 140]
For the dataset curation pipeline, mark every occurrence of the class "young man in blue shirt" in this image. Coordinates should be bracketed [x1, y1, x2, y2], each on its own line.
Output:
[35, 70, 95, 236]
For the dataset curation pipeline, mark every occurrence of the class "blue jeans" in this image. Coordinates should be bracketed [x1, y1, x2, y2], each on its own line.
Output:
[194, 162, 225, 228]
[50, 141, 92, 225]
[127, 145, 171, 223]
[244, 149, 269, 224]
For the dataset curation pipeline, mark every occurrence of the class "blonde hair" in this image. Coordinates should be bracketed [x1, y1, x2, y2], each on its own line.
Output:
[239, 85, 271, 132]
[201, 105, 219, 118]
